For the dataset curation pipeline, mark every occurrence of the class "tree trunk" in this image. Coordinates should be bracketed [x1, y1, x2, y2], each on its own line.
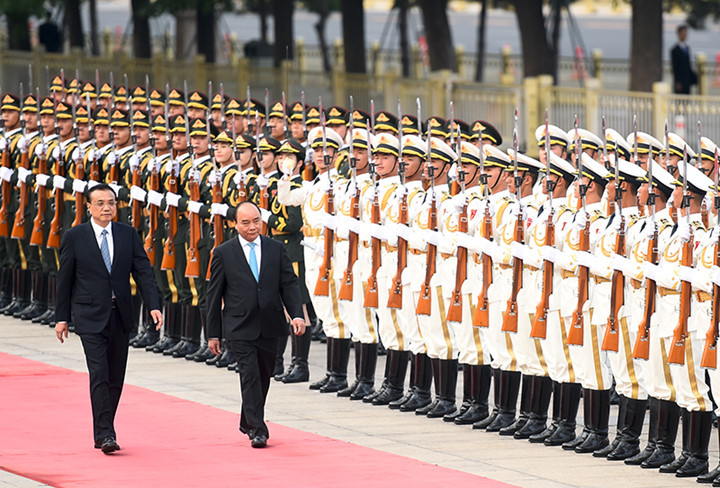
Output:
[630, 0, 662, 92]
[474, 0, 487, 82]
[315, 0, 330, 73]
[131, 0, 151, 59]
[342, 0, 366, 74]
[197, 3, 216, 63]
[273, 0, 294, 67]
[398, 0, 410, 78]
[258, 0, 269, 44]
[89, 0, 99, 55]
[510, 0, 554, 78]
[64, 0, 84, 49]
[6, 11, 31, 51]
[549, 1, 561, 83]
[175, 10, 196, 60]
[418, 0, 456, 72]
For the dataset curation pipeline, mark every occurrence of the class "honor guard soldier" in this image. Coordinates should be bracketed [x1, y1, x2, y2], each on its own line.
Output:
[130, 86, 148, 113]
[149, 89, 166, 118]
[80, 82, 97, 111]
[470, 120, 502, 149]
[167, 88, 185, 118]
[105, 109, 133, 223]
[267, 101, 288, 142]
[186, 91, 209, 120]
[97, 81, 113, 109]
[210, 91, 228, 130]
[426, 116, 448, 141]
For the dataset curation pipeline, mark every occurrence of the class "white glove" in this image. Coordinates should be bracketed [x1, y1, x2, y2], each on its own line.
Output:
[16, 167, 31, 186]
[87, 180, 99, 190]
[710, 265, 720, 287]
[71, 147, 82, 164]
[510, 241, 528, 261]
[53, 175, 67, 190]
[187, 201, 203, 214]
[72, 179, 87, 194]
[678, 219, 691, 243]
[108, 183, 122, 196]
[611, 213, 626, 234]
[0, 166, 13, 182]
[0, 137, 6, 152]
[450, 193, 466, 214]
[678, 265, 695, 283]
[17, 136, 28, 154]
[207, 170, 218, 186]
[130, 185, 147, 202]
[165, 192, 181, 207]
[51, 146, 60, 161]
[147, 190, 163, 207]
[256, 173, 270, 188]
[34, 143, 45, 160]
[323, 213, 337, 231]
[128, 155, 139, 172]
[86, 148, 96, 162]
[35, 174, 50, 188]
[644, 262, 660, 282]
[280, 157, 294, 176]
[260, 207, 271, 223]
[574, 210, 588, 231]
[540, 245, 559, 263]
[576, 251, 594, 269]
[211, 203, 229, 217]
[106, 152, 116, 168]
[447, 163, 457, 181]
[233, 172, 244, 186]
[479, 198, 495, 217]
[368, 223, 386, 241]
[424, 229, 441, 247]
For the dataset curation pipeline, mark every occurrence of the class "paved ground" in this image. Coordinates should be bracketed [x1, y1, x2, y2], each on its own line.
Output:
[1, 316, 714, 488]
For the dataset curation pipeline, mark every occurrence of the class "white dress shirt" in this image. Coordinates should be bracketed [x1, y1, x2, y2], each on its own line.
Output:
[237, 234, 261, 274]
[90, 218, 114, 266]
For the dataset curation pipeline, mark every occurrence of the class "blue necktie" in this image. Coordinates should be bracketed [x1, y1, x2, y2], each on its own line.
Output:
[100, 229, 112, 274]
[248, 242, 259, 281]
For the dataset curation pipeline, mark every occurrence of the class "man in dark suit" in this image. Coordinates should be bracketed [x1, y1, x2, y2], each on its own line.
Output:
[207, 201, 305, 448]
[671, 24, 697, 94]
[55, 183, 162, 454]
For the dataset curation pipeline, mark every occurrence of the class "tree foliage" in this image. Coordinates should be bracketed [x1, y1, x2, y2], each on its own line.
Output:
[0, 0, 47, 51]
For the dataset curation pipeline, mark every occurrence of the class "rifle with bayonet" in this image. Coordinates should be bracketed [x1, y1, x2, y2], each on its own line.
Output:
[185, 82, 201, 279]
[255, 106, 269, 235]
[71, 71, 85, 229]
[30, 85, 48, 247]
[701, 146, 720, 368]
[12, 81, 30, 238]
[313, 105, 334, 297]
[208, 81, 224, 281]
[0, 85, 13, 237]
[473, 120, 493, 328]
[338, 96, 360, 301]
[143, 74, 158, 265]
[47, 69, 66, 249]
[446, 134, 468, 323]
[300, 91, 313, 181]
[416, 126, 437, 316]
[363, 102, 382, 309]
[130, 75, 142, 231]
[501, 109, 523, 334]
[161, 83, 178, 271]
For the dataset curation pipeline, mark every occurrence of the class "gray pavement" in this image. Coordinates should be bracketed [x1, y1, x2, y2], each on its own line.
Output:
[0, 315, 714, 488]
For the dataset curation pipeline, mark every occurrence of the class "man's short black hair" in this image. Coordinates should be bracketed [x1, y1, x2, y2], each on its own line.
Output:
[86, 183, 117, 203]
[230, 201, 261, 222]
[677, 24, 688, 34]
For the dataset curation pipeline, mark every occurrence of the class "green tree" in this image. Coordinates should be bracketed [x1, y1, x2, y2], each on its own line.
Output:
[0, 0, 46, 51]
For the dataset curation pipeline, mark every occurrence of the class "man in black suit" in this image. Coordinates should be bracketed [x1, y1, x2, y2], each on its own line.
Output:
[207, 201, 305, 448]
[671, 24, 697, 94]
[55, 184, 162, 454]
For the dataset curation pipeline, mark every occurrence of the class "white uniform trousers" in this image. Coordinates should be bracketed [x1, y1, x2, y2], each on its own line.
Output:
[414, 255, 457, 360]
[305, 237, 349, 340]
[487, 266, 518, 371]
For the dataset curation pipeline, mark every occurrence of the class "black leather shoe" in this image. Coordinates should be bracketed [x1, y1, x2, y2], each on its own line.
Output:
[389, 390, 413, 410]
[163, 339, 188, 356]
[319, 374, 348, 393]
[427, 399, 456, 419]
[372, 386, 404, 406]
[592, 438, 619, 457]
[659, 454, 688, 473]
[624, 445, 655, 465]
[215, 350, 234, 368]
[188, 346, 215, 363]
[399, 390, 431, 412]
[33, 308, 53, 324]
[337, 379, 359, 397]
[641, 448, 675, 469]
[101, 437, 120, 454]
[349, 381, 374, 400]
[485, 412, 516, 432]
[415, 398, 439, 416]
[696, 462, 720, 483]
[132, 331, 159, 349]
[443, 401, 470, 422]
[575, 433, 609, 454]
[473, 409, 498, 429]
[282, 363, 310, 383]
[514, 418, 548, 439]
[607, 441, 641, 461]
[227, 361, 238, 371]
[251, 434, 268, 448]
[676, 456, 708, 477]
[556, 428, 585, 449]
[454, 402, 489, 425]
[309, 374, 330, 391]
[172, 341, 200, 358]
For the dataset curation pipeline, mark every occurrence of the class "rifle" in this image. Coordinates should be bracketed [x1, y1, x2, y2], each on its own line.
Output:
[388, 98, 411, 309]
[263, 88, 270, 137]
[255, 106, 269, 235]
[300, 91, 313, 181]
[338, 95, 359, 301]
[699, 122, 709, 227]
[701, 146, 720, 368]
[108, 72, 119, 185]
[363, 138, 381, 309]
[0, 93, 11, 237]
[446, 152, 468, 323]
[31, 85, 48, 247]
[633, 138, 659, 360]
[501, 109, 523, 333]
[530, 109, 557, 339]
[416, 127, 436, 316]
[71, 74, 86, 228]
[47, 70, 66, 249]
[184, 83, 201, 279]
[129, 75, 142, 231]
[232, 106, 247, 203]
[161, 84, 177, 271]
[282, 90, 290, 140]
[313, 105, 334, 297]
[143, 74, 158, 265]
[207, 81, 224, 281]
[668, 142, 694, 364]
[473, 120, 492, 327]
[12, 82, 30, 239]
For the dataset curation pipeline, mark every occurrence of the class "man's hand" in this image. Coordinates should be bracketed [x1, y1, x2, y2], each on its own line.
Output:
[291, 318, 306, 336]
[150, 309, 163, 330]
[208, 338, 222, 356]
[55, 322, 69, 343]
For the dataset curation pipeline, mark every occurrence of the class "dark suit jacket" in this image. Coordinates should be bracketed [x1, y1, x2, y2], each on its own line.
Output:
[56, 221, 160, 334]
[206, 235, 303, 342]
[671, 43, 697, 94]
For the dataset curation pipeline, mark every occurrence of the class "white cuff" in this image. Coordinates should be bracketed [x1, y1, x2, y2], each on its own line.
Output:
[323, 213, 337, 231]
[576, 251, 594, 269]
[187, 201, 203, 214]
[0, 166, 14, 182]
[130, 185, 147, 202]
[87, 180, 99, 190]
[678, 265, 695, 283]
[72, 179, 87, 194]
[53, 175, 67, 190]
[455, 232, 474, 250]
[165, 192, 181, 207]
[16, 167, 31, 185]
[108, 183, 122, 196]
[260, 207, 271, 222]
[211, 203, 229, 217]
[540, 245, 558, 263]
[424, 229, 441, 247]
[147, 190, 163, 207]
[35, 174, 50, 188]
[711, 265, 720, 287]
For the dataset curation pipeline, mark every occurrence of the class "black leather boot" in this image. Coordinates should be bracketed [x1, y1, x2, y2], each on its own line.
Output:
[416, 358, 441, 415]
[362, 348, 388, 403]
[133, 306, 161, 348]
[164, 305, 190, 356]
[17, 271, 47, 320]
[515, 375, 553, 439]
[273, 332, 288, 377]
[185, 307, 209, 361]
[626, 396, 659, 465]
[660, 408, 690, 473]
[531, 381, 561, 444]
[474, 368, 501, 429]
[455, 364, 491, 425]
[213, 341, 235, 368]
[427, 359, 458, 418]
[0, 267, 12, 309]
[338, 341, 361, 396]
[350, 342, 378, 400]
[39, 275, 56, 325]
[282, 329, 312, 383]
[4, 269, 30, 316]
[172, 306, 201, 358]
[643, 399, 680, 469]
[390, 352, 417, 409]
[698, 424, 719, 483]
[592, 393, 626, 457]
[607, 397, 647, 460]
[487, 370, 521, 432]
[548, 382, 581, 447]
[150, 302, 181, 353]
[444, 364, 471, 421]
[575, 389, 611, 453]
[400, 353, 432, 412]
[320, 338, 351, 393]
[310, 337, 333, 390]
[499, 373, 531, 436]
[373, 350, 409, 405]
[675, 410, 712, 477]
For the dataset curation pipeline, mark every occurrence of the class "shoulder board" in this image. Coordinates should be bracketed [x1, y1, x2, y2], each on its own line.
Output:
[692, 220, 705, 231]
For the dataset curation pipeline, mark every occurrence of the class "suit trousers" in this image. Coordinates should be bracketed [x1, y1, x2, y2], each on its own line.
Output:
[78, 307, 130, 442]
[229, 336, 279, 438]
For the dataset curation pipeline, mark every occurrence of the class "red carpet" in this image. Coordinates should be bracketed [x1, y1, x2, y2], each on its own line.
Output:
[0, 352, 517, 488]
